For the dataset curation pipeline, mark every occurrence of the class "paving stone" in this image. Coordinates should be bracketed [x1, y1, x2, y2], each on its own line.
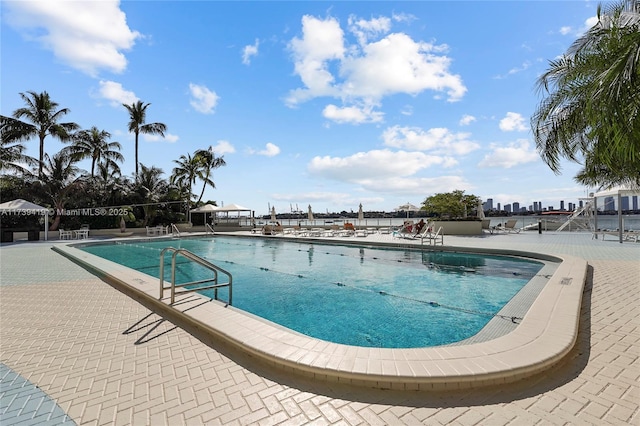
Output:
[0, 235, 638, 425]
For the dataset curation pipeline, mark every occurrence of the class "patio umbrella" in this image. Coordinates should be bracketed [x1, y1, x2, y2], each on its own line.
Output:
[395, 202, 420, 218]
[308, 205, 314, 222]
[358, 203, 364, 224]
[271, 206, 277, 222]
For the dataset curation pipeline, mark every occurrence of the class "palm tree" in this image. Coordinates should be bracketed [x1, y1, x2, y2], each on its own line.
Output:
[170, 153, 201, 222]
[1, 91, 79, 178]
[0, 137, 36, 175]
[134, 163, 167, 226]
[532, 0, 640, 188]
[123, 101, 167, 178]
[194, 147, 226, 205]
[66, 126, 124, 177]
[37, 150, 85, 231]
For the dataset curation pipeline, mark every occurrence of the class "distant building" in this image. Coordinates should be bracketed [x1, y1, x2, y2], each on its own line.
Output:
[497, 202, 501, 211]
[560, 200, 565, 211]
[604, 197, 615, 211]
[621, 196, 630, 211]
[504, 204, 512, 213]
[513, 202, 520, 212]
[484, 198, 494, 211]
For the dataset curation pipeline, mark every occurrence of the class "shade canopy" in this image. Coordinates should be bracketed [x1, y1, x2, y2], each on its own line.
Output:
[189, 204, 220, 213]
[216, 203, 251, 212]
[592, 185, 640, 243]
[0, 199, 49, 240]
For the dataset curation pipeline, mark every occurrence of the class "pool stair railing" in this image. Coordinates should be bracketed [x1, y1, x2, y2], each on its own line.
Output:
[205, 223, 215, 234]
[159, 247, 232, 305]
[170, 223, 181, 237]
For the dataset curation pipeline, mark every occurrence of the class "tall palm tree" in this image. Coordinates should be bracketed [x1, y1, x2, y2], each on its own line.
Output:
[170, 153, 201, 222]
[37, 150, 85, 231]
[123, 101, 167, 178]
[194, 147, 226, 205]
[1, 91, 79, 178]
[66, 126, 124, 177]
[532, 0, 640, 188]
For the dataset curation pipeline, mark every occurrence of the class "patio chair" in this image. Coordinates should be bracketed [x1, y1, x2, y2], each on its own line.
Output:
[59, 228, 73, 240]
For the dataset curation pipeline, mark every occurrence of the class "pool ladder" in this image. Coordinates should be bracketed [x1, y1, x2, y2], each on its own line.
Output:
[159, 247, 232, 305]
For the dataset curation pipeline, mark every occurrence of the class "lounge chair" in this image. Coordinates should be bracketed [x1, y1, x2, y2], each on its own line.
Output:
[146, 226, 157, 236]
[338, 223, 355, 237]
[261, 225, 274, 235]
[491, 219, 521, 234]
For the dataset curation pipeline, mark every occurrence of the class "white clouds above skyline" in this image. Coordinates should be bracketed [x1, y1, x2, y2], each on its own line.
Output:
[382, 125, 479, 155]
[5, 0, 139, 76]
[286, 14, 467, 122]
[478, 139, 539, 168]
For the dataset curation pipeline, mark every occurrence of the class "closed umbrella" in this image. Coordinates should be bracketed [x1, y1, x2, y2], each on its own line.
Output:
[308, 205, 314, 222]
[271, 206, 277, 222]
[477, 200, 485, 220]
[358, 203, 364, 225]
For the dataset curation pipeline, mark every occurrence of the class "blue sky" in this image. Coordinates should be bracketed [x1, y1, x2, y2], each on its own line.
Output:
[1, 1, 601, 215]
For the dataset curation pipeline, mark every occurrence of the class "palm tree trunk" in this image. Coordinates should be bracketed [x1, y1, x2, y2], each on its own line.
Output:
[197, 169, 210, 205]
[39, 134, 45, 178]
[135, 131, 139, 178]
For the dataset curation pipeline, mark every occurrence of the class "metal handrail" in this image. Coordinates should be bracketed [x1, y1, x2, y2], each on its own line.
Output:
[205, 223, 215, 234]
[170, 223, 181, 237]
[159, 247, 232, 305]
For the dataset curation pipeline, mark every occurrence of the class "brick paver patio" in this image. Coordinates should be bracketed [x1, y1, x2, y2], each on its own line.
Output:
[1, 232, 638, 425]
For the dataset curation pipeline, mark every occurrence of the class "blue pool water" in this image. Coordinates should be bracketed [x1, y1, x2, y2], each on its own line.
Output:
[80, 237, 544, 348]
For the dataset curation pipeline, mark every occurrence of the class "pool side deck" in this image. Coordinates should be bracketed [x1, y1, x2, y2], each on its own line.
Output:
[1, 231, 638, 425]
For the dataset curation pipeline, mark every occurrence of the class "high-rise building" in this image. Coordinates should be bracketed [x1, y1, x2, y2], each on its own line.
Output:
[513, 202, 520, 212]
[484, 198, 494, 211]
[504, 204, 512, 213]
[604, 197, 615, 211]
[560, 200, 565, 211]
[621, 196, 630, 211]
[497, 202, 501, 211]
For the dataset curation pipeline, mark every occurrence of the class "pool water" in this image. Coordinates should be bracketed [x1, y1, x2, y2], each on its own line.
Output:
[80, 237, 544, 348]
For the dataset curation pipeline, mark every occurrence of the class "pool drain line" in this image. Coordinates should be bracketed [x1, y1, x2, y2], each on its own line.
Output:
[333, 281, 522, 323]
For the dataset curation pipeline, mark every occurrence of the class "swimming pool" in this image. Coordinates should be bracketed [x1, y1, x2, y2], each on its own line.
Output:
[80, 236, 544, 348]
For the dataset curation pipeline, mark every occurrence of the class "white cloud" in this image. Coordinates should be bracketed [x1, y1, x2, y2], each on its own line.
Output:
[322, 104, 384, 124]
[144, 133, 179, 143]
[499, 112, 528, 132]
[459, 114, 476, 126]
[97, 80, 138, 106]
[258, 143, 281, 157]
[348, 15, 391, 45]
[559, 26, 572, 35]
[494, 61, 531, 79]
[286, 14, 466, 111]
[189, 83, 219, 114]
[4, 0, 140, 76]
[286, 15, 345, 105]
[242, 39, 259, 65]
[382, 125, 480, 155]
[308, 149, 450, 182]
[477, 139, 539, 168]
[211, 140, 235, 155]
